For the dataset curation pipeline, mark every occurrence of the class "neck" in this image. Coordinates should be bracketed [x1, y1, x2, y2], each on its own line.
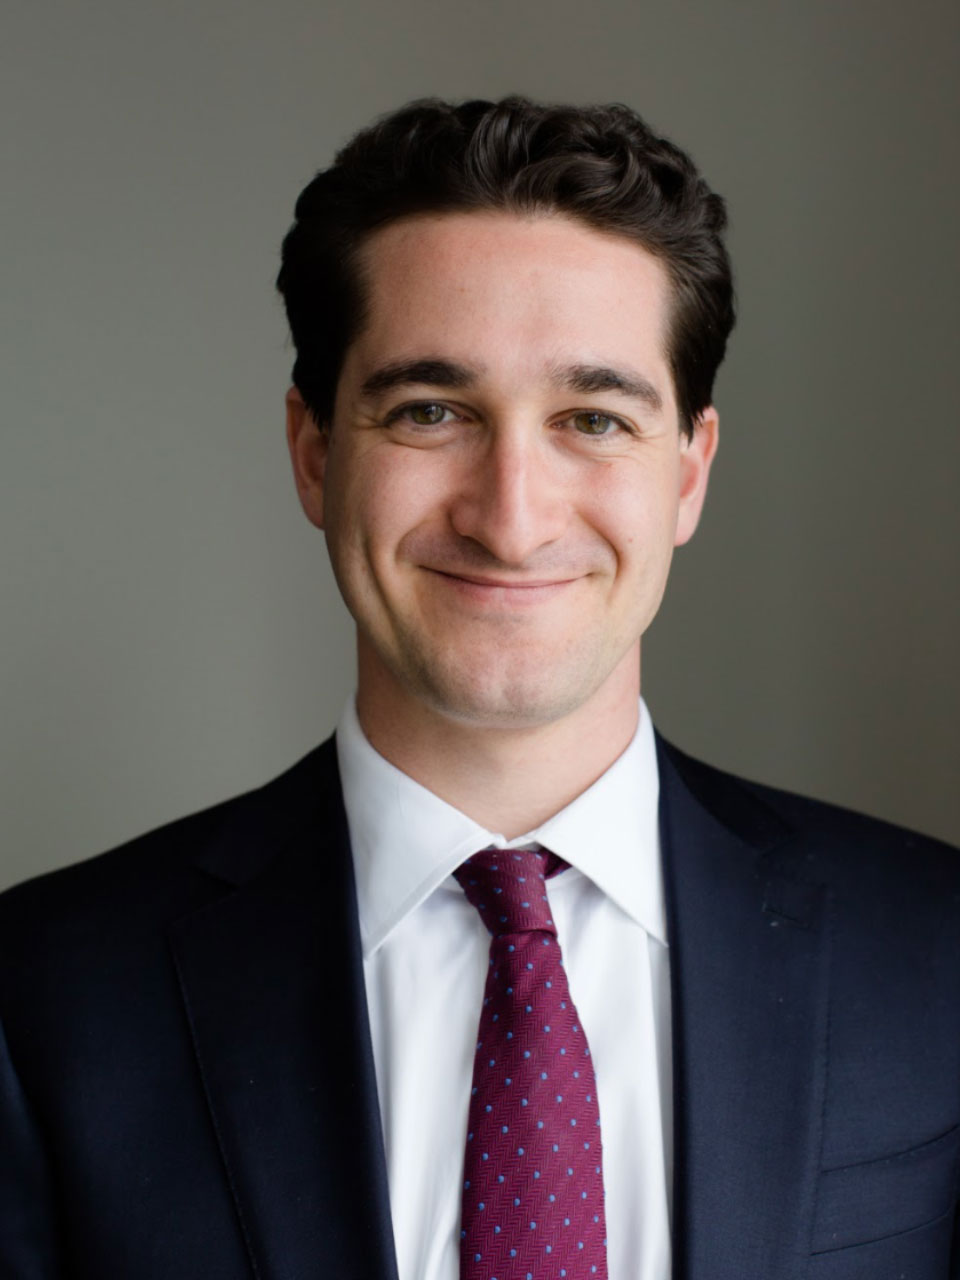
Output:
[354, 652, 641, 839]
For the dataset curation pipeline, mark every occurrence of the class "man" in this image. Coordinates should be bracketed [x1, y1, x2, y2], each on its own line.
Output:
[1, 97, 958, 1280]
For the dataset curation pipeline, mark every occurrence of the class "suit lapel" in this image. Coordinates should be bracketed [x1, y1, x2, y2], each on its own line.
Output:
[657, 737, 831, 1280]
[168, 740, 398, 1280]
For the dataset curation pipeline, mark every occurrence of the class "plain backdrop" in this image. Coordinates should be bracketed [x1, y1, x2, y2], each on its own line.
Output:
[2, 0, 958, 891]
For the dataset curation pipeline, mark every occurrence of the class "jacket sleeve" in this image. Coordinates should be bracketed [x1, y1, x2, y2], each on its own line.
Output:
[0, 1010, 63, 1278]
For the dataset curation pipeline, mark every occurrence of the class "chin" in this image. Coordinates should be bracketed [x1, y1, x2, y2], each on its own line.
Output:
[400, 647, 609, 731]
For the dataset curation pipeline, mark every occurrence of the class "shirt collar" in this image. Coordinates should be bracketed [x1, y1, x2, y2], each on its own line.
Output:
[336, 696, 664, 957]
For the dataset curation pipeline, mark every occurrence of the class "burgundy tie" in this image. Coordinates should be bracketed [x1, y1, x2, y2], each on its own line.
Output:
[454, 847, 608, 1280]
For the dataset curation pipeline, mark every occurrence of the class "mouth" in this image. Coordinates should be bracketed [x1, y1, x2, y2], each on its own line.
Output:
[426, 568, 580, 604]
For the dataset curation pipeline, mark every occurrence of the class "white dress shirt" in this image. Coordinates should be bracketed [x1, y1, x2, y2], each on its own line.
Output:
[336, 696, 672, 1280]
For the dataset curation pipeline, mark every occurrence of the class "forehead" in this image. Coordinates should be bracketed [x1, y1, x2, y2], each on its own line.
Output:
[345, 211, 675, 408]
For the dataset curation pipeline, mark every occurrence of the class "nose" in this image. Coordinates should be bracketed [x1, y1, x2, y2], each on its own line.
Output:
[447, 422, 569, 568]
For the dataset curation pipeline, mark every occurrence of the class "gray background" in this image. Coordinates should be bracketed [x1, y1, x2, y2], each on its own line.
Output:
[2, 0, 958, 893]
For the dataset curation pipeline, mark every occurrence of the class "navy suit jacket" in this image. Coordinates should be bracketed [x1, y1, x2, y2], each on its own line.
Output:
[2, 734, 959, 1278]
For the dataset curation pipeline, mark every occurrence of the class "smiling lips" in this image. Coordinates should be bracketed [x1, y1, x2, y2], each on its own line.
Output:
[428, 568, 580, 602]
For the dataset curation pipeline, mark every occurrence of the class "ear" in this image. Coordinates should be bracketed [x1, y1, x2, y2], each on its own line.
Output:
[285, 386, 329, 531]
[674, 406, 719, 547]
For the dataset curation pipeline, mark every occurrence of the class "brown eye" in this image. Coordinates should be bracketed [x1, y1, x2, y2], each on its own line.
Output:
[408, 403, 448, 425]
[571, 411, 618, 436]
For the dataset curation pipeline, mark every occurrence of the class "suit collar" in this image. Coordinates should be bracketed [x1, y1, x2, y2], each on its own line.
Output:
[170, 738, 399, 1280]
[190, 740, 336, 889]
[656, 734, 831, 1279]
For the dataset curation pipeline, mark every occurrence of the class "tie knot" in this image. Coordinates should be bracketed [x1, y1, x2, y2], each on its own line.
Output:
[454, 847, 565, 938]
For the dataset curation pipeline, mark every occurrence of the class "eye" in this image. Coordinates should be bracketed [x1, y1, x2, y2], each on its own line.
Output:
[567, 411, 629, 437]
[387, 401, 455, 427]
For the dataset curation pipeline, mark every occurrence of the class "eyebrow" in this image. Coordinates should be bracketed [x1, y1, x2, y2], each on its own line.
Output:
[551, 362, 663, 412]
[359, 355, 664, 413]
[360, 358, 479, 398]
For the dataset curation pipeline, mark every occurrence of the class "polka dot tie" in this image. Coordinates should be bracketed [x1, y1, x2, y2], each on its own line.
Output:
[453, 847, 608, 1280]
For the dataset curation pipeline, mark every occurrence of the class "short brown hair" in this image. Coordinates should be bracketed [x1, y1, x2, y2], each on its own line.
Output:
[277, 96, 735, 438]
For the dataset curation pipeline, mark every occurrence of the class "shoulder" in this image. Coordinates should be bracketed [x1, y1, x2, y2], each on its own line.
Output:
[0, 738, 346, 1089]
[0, 737, 340, 953]
[657, 733, 960, 890]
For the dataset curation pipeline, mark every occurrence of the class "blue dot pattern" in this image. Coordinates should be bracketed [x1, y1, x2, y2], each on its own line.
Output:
[454, 847, 608, 1279]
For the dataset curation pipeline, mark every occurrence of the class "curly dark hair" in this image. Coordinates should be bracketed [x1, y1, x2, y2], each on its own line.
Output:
[277, 96, 734, 438]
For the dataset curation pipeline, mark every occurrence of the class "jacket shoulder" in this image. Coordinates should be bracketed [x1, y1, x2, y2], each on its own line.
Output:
[658, 733, 959, 879]
[0, 737, 339, 939]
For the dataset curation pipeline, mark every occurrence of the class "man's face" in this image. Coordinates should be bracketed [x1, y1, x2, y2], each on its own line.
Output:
[287, 211, 717, 731]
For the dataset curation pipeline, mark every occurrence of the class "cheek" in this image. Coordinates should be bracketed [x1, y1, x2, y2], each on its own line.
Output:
[327, 444, 447, 565]
[586, 464, 680, 560]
